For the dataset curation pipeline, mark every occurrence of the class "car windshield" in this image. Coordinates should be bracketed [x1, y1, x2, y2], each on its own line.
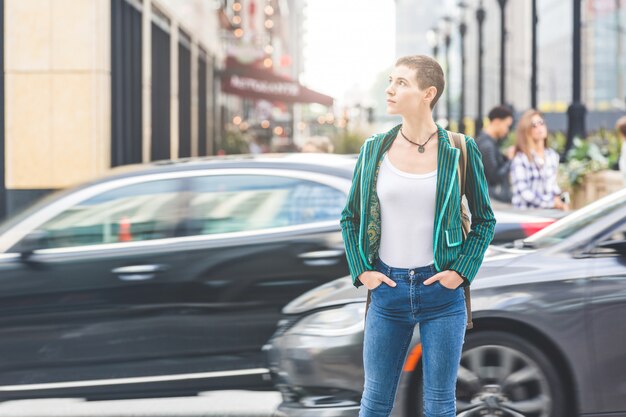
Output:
[522, 188, 626, 248]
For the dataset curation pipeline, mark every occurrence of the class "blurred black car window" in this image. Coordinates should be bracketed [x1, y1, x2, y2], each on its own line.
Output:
[185, 175, 345, 235]
[525, 191, 626, 249]
[608, 226, 626, 242]
[31, 178, 185, 248]
[590, 221, 626, 256]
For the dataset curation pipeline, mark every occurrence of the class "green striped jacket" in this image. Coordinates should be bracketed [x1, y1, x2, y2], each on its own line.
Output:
[340, 123, 496, 288]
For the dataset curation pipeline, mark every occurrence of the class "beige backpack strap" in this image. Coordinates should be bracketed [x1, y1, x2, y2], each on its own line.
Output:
[447, 130, 467, 195]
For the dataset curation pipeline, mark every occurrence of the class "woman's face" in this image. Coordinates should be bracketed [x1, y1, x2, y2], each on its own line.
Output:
[385, 65, 432, 116]
[529, 114, 548, 144]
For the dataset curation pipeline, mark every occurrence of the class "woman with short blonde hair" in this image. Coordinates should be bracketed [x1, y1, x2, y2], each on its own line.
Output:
[340, 55, 495, 417]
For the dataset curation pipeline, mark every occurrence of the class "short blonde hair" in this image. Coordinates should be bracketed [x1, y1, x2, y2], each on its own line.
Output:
[395, 55, 445, 109]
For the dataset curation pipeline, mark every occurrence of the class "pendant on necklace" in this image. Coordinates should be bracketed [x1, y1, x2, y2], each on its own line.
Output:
[418, 146, 425, 153]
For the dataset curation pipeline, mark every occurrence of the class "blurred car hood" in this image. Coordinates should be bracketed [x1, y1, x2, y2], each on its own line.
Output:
[282, 246, 528, 315]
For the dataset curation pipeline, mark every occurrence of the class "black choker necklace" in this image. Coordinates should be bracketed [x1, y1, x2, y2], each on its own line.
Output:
[400, 128, 437, 153]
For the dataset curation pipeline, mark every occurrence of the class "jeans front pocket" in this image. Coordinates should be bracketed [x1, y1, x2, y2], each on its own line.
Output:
[422, 279, 461, 310]
[434, 280, 458, 291]
[373, 278, 409, 315]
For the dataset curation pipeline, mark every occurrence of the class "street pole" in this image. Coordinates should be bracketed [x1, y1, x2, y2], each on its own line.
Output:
[0, 1, 4, 221]
[616, 0, 624, 105]
[475, 1, 486, 133]
[566, 0, 586, 154]
[497, 0, 508, 105]
[531, 0, 538, 109]
[428, 28, 440, 121]
[444, 25, 452, 126]
[459, 18, 467, 133]
[434, 40, 440, 121]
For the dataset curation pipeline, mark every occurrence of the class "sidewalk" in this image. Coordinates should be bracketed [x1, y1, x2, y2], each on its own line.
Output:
[0, 391, 282, 417]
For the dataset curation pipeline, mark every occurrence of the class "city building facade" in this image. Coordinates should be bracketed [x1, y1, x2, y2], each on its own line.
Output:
[394, 0, 626, 131]
[1, 0, 326, 219]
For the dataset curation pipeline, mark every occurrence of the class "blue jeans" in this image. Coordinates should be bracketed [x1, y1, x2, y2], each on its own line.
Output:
[359, 258, 467, 417]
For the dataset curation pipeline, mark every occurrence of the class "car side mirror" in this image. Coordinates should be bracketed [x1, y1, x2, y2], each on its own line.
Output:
[13, 230, 49, 258]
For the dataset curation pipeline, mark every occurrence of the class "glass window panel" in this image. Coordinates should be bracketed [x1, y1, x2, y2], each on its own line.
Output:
[32, 179, 184, 249]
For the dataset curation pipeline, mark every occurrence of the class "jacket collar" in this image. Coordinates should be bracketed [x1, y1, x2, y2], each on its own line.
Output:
[436, 123, 451, 146]
[434, 123, 459, 200]
[379, 123, 402, 156]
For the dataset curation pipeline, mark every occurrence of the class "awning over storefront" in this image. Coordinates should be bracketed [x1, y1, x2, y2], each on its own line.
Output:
[221, 56, 334, 107]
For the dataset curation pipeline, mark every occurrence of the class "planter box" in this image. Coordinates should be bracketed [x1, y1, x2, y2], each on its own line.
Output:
[571, 170, 625, 209]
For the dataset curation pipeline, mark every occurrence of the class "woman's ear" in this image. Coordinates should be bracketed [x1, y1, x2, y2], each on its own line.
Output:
[424, 86, 437, 105]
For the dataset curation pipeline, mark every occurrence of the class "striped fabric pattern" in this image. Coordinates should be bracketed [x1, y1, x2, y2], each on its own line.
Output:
[340, 123, 496, 288]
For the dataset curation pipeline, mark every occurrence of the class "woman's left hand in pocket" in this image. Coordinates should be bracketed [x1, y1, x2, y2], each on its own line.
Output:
[423, 270, 464, 289]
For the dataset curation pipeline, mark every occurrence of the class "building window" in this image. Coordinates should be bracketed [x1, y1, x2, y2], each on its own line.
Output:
[178, 30, 192, 158]
[111, 0, 143, 167]
[151, 7, 171, 161]
[198, 50, 208, 156]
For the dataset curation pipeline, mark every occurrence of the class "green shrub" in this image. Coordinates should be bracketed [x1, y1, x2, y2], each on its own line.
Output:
[561, 129, 621, 186]
[221, 129, 250, 155]
[332, 129, 367, 154]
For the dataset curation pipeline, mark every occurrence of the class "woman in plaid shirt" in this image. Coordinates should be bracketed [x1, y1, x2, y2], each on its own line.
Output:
[510, 110, 569, 210]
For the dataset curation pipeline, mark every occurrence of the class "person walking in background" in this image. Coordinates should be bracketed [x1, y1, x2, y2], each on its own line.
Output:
[340, 55, 495, 417]
[616, 116, 626, 184]
[510, 109, 568, 210]
[476, 106, 515, 203]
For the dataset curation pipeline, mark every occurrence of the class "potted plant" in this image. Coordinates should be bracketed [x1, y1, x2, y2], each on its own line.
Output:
[560, 129, 623, 208]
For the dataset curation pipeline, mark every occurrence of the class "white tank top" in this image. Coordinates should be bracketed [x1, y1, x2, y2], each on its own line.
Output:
[376, 152, 437, 268]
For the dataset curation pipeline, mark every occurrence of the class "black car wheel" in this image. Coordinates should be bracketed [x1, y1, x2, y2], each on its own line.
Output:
[409, 331, 567, 417]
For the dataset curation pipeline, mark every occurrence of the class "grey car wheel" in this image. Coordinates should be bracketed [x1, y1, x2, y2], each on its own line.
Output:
[409, 331, 567, 417]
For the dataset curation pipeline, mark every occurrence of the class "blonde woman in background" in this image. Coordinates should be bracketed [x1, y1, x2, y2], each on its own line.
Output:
[510, 109, 569, 210]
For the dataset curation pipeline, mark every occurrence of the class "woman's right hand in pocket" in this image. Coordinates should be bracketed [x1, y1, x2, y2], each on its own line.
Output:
[358, 270, 397, 290]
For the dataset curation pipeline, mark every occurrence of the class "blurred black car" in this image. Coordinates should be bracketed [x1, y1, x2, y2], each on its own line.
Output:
[266, 188, 626, 417]
[0, 153, 560, 402]
[0, 153, 354, 401]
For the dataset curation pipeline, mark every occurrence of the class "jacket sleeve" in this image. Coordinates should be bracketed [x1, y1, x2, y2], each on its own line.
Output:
[340, 147, 371, 288]
[450, 137, 497, 285]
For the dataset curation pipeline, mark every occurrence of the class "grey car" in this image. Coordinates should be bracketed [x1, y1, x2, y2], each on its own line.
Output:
[265, 187, 626, 417]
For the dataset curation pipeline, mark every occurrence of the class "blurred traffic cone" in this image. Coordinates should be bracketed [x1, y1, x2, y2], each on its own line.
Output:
[118, 216, 132, 242]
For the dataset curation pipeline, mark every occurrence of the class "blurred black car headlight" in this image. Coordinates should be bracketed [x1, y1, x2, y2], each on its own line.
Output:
[285, 303, 365, 337]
